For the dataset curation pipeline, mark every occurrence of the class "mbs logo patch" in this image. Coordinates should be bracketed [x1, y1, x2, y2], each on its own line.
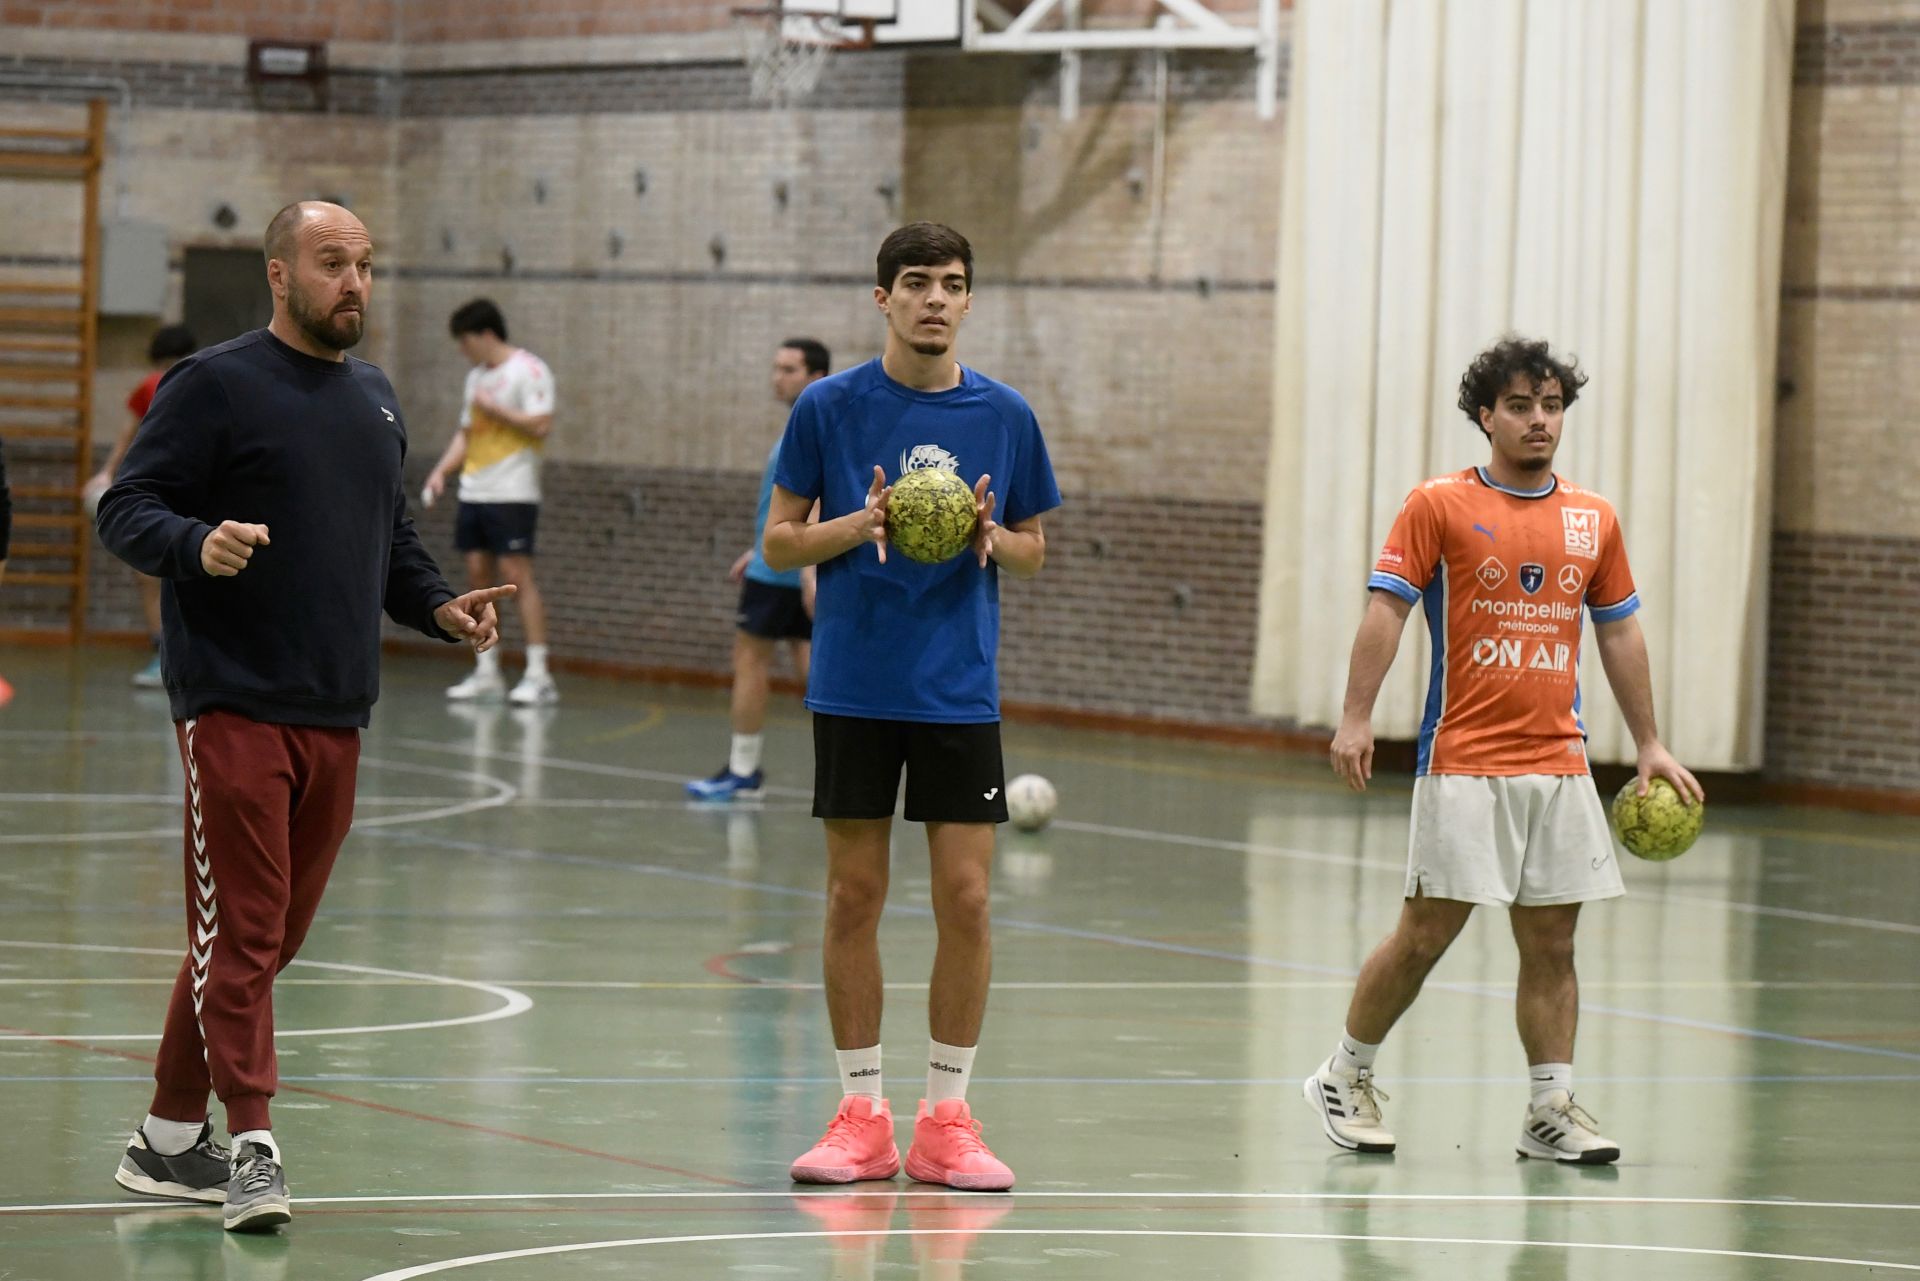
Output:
[1562, 508, 1601, 560]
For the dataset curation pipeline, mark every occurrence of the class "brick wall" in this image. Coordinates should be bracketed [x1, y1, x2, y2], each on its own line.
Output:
[7, 1, 1920, 791]
[1767, 532, 1920, 789]
[1768, 9, 1920, 789]
[1, 0, 396, 41]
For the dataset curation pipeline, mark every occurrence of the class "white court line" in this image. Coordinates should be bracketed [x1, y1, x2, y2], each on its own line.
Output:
[0, 754, 515, 844]
[350, 1229, 1920, 1279]
[0, 940, 531, 1041]
[396, 739, 1920, 938]
[0, 793, 459, 805]
[4, 1189, 1916, 1213]
[344, 757, 517, 829]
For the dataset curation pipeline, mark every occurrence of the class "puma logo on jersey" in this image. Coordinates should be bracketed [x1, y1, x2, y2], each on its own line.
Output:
[380, 407, 396, 423]
[983, 787, 999, 800]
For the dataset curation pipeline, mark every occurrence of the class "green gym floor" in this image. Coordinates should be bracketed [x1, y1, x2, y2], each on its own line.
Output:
[1, 643, 1916, 1279]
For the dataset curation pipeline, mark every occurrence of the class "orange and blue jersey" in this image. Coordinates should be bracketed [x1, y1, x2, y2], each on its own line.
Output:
[1369, 467, 1640, 777]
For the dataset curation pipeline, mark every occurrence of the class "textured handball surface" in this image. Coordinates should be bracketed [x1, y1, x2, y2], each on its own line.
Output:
[886, 468, 977, 565]
[1610, 776, 1704, 861]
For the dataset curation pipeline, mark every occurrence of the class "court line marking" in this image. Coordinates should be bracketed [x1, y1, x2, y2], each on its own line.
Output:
[0, 940, 532, 1041]
[572, 703, 667, 746]
[395, 739, 1920, 937]
[10, 1072, 1920, 1088]
[336, 757, 519, 830]
[375, 828, 1920, 1064]
[348, 1228, 1920, 1278]
[0, 753, 515, 844]
[0, 793, 469, 805]
[3, 1189, 1915, 1214]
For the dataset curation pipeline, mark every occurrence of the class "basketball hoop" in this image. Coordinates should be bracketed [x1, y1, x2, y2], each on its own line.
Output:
[731, 5, 874, 106]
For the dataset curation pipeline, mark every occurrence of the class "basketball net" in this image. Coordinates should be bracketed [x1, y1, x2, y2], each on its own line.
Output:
[732, 7, 839, 107]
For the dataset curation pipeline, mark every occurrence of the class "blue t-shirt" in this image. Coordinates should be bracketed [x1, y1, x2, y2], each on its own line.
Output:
[772, 358, 1061, 723]
[744, 438, 801, 588]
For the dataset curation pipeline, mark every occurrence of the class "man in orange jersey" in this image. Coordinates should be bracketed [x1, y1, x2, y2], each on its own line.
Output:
[1305, 335, 1703, 1165]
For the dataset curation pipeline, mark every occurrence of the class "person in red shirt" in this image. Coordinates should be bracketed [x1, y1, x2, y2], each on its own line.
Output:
[87, 325, 196, 686]
[1304, 336, 1703, 1165]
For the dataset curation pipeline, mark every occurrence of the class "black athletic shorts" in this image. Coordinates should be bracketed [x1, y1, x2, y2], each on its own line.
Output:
[737, 578, 812, 642]
[455, 501, 539, 555]
[812, 712, 1008, 824]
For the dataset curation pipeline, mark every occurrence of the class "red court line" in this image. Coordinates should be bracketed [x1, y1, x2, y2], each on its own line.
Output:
[1, 1025, 750, 1189]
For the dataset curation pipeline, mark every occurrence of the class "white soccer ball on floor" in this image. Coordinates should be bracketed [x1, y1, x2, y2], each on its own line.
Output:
[1005, 773, 1057, 832]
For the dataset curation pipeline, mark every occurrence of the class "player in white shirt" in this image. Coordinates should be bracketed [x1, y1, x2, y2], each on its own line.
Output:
[422, 299, 560, 705]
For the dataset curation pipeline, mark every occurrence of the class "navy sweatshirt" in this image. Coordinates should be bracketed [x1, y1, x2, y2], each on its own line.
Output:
[96, 329, 458, 727]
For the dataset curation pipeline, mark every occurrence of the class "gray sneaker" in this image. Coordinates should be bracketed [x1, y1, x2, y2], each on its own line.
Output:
[115, 1121, 231, 1202]
[222, 1142, 291, 1232]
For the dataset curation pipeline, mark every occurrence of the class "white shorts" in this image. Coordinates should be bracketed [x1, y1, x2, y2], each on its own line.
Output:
[1406, 774, 1625, 907]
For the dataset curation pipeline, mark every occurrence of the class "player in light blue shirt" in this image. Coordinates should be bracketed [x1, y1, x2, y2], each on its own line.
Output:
[764, 223, 1060, 1191]
[686, 339, 829, 800]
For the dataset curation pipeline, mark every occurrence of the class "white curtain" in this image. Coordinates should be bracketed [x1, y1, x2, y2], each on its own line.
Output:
[1253, 0, 1793, 769]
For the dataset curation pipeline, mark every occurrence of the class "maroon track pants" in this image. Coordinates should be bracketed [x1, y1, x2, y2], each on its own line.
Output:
[148, 710, 360, 1134]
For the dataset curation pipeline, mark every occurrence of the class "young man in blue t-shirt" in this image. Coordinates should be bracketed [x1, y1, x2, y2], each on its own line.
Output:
[764, 222, 1061, 1191]
[686, 338, 829, 800]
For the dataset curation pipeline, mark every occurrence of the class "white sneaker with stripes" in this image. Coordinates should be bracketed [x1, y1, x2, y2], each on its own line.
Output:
[1517, 1091, 1620, 1164]
[1302, 1058, 1396, 1153]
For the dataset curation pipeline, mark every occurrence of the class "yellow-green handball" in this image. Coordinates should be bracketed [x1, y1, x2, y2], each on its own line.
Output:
[886, 467, 977, 564]
[1609, 777, 1704, 862]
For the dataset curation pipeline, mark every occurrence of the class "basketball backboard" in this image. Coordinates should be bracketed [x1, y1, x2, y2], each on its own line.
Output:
[779, 0, 963, 47]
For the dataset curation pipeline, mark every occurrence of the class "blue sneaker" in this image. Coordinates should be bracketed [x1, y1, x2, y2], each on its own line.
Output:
[131, 653, 164, 688]
[685, 768, 765, 801]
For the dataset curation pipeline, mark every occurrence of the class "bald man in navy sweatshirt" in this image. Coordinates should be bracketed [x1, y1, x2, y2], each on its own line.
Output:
[97, 200, 514, 1233]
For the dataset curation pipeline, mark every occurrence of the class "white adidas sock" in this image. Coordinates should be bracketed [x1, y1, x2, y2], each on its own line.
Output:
[1332, 1029, 1381, 1078]
[927, 1039, 977, 1106]
[1529, 1062, 1573, 1108]
[525, 643, 550, 678]
[836, 1045, 883, 1100]
[729, 733, 763, 777]
[141, 1114, 203, 1156]
[232, 1129, 280, 1163]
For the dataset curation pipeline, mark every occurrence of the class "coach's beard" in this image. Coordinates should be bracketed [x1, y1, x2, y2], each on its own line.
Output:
[287, 282, 365, 353]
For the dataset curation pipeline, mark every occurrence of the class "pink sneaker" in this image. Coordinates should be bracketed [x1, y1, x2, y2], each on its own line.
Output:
[789, 1095, 901, 1184]
[903, 1099, 1015, 1191]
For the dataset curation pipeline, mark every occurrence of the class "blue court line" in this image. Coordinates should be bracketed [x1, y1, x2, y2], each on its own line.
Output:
[359, 828, 1920, 1066]
[5, 1073, 1919, 1087]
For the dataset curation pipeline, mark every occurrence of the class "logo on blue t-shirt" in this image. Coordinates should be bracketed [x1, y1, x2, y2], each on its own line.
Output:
[900, 442, 960, 473]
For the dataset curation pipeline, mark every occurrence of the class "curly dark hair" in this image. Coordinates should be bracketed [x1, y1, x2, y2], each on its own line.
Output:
[1457, 336, 1588, 435]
